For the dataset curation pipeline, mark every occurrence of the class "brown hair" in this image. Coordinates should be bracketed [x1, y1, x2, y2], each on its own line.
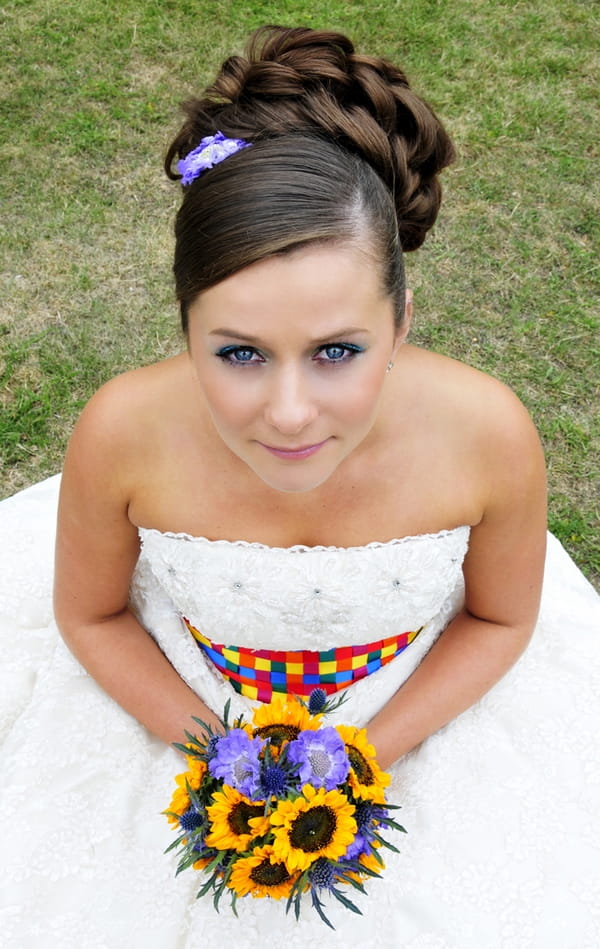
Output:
[165, 26, 454, 330]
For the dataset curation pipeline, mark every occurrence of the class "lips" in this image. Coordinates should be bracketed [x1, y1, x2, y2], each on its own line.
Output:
[260, 438, 330, 460]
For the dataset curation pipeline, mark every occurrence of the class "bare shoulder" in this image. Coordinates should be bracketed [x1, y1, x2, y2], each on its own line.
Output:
[397, 345, 541, 455]
[54, 355, 191, 624]
[395, 347, 546, 629]
[61, 354, 192, 507]
[388, 346, 546, 531]
[72, 354, 188, 452]
[75, 355, 188, 435]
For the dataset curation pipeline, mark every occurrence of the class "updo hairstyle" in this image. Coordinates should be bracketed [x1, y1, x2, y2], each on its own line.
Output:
[165, 26, 455, 331]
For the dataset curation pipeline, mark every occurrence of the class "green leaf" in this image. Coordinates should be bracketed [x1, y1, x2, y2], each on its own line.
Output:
[331, 886, 363, 915]
[339, 872, 369, 893]
[310, 890, 336, 930]
[373, 830, 400, 853]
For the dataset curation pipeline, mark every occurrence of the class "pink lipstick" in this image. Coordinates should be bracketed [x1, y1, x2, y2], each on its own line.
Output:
[260, 438, 329, 460]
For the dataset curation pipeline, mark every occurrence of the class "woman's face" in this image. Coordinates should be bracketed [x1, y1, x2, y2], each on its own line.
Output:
[187, 243, 408, 494]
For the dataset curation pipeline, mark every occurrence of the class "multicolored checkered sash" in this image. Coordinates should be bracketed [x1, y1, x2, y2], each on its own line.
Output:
[183, 617, 423, 703]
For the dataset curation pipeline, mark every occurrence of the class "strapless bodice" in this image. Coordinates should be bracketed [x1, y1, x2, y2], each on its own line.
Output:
[133, 525, 470, 649]
[130, 525, 470, 725]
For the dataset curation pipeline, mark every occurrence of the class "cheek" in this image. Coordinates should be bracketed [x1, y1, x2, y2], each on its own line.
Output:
[209, 394, 250, 429]
[328, 369, 384, 420]
[203, 375, 260, 430]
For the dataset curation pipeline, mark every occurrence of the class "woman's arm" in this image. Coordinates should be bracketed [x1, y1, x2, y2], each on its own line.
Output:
[54, 378, 222, 748]
[366, 385, 547, 770]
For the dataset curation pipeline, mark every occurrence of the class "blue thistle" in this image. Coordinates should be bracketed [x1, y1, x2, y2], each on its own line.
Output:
[309, 857, 336, 890]
[204, 734, 221, 761]
[344, 802, 390, 859]
[355, 801, 376, 831]
[178, 807, 205, 834]
[308, 689, 328, 714]
[261, 764, 291, 798]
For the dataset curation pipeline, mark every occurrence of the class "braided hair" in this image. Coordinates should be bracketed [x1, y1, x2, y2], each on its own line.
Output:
[165, 26, 454, 330]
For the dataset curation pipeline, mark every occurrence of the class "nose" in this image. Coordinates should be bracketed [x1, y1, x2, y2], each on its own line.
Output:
[263, 365, 318, 435]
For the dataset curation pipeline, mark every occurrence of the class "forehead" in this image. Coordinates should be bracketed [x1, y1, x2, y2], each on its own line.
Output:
[190, 242, 388, 328]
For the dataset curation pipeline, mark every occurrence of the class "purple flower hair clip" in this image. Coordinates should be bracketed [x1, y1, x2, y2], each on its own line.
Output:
[177, 131, 251, 185]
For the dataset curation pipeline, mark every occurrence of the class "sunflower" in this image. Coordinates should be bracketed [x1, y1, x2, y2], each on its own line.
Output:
[270, 784, 357, 872]
[205, 785, 270, 852]
[250, 695, 322, 750]
[335, 725, 390, 804]
[164, 757, 207, 826]
[228, 844, 298, 900]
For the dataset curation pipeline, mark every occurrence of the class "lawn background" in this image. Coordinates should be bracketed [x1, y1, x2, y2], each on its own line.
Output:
[1, 0, 598, 585]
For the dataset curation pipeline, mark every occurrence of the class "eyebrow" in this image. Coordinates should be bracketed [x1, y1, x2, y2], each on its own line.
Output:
[208, 326, 370, 344]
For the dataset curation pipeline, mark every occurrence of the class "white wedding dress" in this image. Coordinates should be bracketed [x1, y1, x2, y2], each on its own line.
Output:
[0, 474, 599, 948]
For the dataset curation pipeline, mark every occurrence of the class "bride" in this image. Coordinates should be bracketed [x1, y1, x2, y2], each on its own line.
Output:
[1, 26, 598, 948]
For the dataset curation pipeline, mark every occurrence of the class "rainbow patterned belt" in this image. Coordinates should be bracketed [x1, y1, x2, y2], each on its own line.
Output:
[183, 617, 423, 703]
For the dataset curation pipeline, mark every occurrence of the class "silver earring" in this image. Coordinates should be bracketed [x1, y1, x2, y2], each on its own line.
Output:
[386, 361, 394, 373]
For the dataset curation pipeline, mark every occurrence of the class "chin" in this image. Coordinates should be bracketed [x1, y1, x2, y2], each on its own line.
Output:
[248, 462, 335, 495]
[256, 473, 332, 494]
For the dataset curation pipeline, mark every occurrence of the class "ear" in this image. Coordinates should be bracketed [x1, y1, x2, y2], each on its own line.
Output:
[392, 288, 413, 353]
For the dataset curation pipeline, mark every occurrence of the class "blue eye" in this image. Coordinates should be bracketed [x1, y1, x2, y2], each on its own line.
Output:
[216, 345, 264, 364]
[315, 343, 364, 363]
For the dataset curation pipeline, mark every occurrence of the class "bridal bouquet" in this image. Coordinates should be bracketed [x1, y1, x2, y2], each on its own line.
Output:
[164, 690, 404, 928]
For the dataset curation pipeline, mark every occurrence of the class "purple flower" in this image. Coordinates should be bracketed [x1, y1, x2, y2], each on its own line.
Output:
[343, 833, 369, 860]
[208, 728, 264, 797]
[343, 802, 388, 859]
[287, 727, 350, 790]
[177, 132, 251, 185]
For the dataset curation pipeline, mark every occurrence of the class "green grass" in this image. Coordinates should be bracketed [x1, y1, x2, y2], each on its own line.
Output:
[1, 0, 598, 586]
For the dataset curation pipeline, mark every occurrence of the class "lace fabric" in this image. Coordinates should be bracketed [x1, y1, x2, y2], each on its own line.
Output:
[0, 474, 599, 948]
[130, 523, 468, 729]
